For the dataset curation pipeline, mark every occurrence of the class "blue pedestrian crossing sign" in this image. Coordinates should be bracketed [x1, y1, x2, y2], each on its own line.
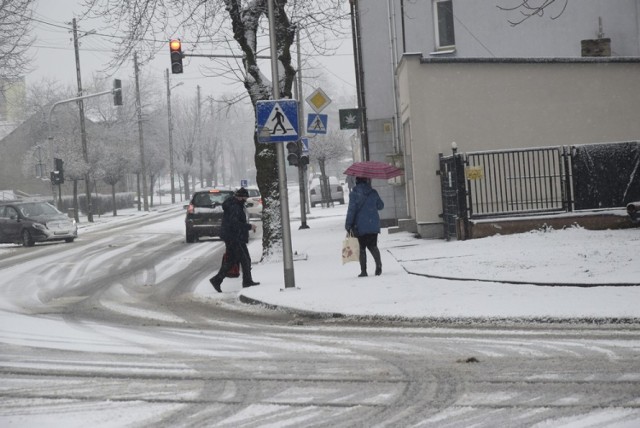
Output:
[256, 99, 299, 143]
[307, 113, 328, 135]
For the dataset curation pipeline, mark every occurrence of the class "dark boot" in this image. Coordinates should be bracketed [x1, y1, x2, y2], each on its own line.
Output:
[243, 281, 260, 287]
[209, 276, 222, 293]
[358, 251, 367, 277]
[371, 247, 382, 276]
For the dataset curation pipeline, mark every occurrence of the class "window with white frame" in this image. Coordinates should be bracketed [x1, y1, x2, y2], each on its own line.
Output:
[433, 0, 455, 51]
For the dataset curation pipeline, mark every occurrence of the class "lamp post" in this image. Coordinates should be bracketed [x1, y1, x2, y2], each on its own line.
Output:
[165, 68, 183, 204]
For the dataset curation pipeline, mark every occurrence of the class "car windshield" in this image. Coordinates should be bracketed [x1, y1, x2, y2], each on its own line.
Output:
[193, 192, 232, 207]
[19, 202, 60, 217]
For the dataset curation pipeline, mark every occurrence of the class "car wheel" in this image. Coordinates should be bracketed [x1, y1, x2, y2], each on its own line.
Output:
[311, 202, 316, 208]
[21, 229, 34, 247]
[186, 231, 197, 243]
[65, 238, 75, 243]
[339, 198, 345, 204]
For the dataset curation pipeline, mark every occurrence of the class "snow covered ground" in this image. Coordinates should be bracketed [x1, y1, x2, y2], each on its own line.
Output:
[2, 187, 639, 322]
[235, 201, 640, 322]
[1, 187, 639, 427]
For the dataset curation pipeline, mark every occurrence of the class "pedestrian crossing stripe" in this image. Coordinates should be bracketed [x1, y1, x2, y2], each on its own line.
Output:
[256, 100, 299, 143]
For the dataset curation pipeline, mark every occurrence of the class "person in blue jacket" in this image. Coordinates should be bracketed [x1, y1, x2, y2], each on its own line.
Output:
[209, 187, 259, 292]
[345, 177, 384, 277]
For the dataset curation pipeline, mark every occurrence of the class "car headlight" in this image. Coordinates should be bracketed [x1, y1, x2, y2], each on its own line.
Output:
[32, 223, 46, 231]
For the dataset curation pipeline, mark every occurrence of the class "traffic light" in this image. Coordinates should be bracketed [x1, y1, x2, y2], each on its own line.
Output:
[286, 141, 301, 166]
[53, 158, 64, 184]
[169, 39, 183, 74]
[50, 171, 63, 185]
[113, 79, 122, 106]
[300, 153, 309, 166]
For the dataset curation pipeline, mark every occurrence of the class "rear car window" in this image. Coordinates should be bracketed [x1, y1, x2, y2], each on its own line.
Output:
[192, 191, 233, 207]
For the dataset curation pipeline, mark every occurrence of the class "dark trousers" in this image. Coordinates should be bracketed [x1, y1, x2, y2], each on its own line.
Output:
[357, 233, 381, 273]
[214, 240, 253, 285]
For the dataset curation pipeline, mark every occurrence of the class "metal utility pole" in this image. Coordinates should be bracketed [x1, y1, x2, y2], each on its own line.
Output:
[72, 18, 94, 221]
[295, 27, 309, 229]
[133, 52, 149, 211]
[165, 69, 177, 204]
[349, 0, 370, 161]
[197, 85, 203, 188]
[267, 0, 296, 289]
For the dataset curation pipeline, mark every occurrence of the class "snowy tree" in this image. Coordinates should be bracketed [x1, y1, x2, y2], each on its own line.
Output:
[0, 0, 35, 81]
[308, 130, 350, 207]
[171, 95, 200, 200]
[84, 72, 167, 209]
[80, 0, 350, 257]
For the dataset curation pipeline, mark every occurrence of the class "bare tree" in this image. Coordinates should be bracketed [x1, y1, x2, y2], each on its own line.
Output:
[0, 0, 36, 82]
[79, 0, 350, 257]
[497, 0, 569, 26]
[308, 130, 350, 207]
[172, 96, 200, 200]
[98, 132, 135, 216]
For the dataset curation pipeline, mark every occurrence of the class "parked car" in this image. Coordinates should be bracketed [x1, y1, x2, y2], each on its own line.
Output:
[244, 187, 263, 219]
[0, 201, 77, 247]
[309, 176, 345, 207]
[185, 189, 235, 243]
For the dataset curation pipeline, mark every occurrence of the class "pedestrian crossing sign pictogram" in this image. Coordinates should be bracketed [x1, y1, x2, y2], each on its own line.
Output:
[256, 99, 299, 143]
[307, 113, 328, 134]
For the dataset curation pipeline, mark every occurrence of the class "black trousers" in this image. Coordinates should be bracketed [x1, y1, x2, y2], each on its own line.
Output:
[357, 233, 381, 272]
[214, 240, 253, 284]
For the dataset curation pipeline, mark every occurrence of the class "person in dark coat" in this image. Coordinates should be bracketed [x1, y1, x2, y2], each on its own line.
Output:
[209, 187, 259, 292]
[345, 177, 384, 277]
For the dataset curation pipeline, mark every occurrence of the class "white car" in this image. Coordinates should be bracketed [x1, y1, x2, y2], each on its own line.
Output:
[245, 187, 263, 219]
[309, 176, 345, 207]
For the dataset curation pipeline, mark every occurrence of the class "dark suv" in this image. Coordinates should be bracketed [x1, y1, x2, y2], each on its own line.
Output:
[185, 189, 235, 243]
[0, 201, 78, 247]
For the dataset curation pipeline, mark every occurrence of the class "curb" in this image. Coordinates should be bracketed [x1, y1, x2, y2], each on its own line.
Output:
[402, 268, 640, 288]
[238, 294, 640, 326]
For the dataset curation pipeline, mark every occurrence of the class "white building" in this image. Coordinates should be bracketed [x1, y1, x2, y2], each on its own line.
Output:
[354, 0, 640, 236]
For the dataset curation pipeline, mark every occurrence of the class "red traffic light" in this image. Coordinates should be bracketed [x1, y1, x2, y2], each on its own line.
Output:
[169, 39, 183, 74]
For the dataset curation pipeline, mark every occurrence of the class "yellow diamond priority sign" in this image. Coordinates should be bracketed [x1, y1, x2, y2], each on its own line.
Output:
[306, 88, 331, 113]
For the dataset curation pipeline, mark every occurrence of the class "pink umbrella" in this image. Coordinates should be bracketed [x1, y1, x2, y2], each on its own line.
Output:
[344, 161, 403, 179]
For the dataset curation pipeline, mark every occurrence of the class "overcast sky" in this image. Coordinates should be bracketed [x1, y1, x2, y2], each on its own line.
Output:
[27, 0, 357, 103]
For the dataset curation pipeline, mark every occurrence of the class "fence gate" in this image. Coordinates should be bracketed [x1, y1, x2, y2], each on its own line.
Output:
[439, 153, 466, 240]
[465, 147, 568, 218]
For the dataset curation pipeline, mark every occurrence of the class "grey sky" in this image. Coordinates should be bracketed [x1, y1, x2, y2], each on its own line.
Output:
[28, 0, 356, 103]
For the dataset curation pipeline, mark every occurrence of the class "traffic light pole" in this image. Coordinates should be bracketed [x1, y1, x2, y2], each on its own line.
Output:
[47, 87, 121, 213]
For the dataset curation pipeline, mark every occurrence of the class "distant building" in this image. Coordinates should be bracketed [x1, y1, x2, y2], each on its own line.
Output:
[0, 77, 26, 139]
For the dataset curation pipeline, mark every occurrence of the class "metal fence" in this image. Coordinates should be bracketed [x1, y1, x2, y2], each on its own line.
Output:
[439, 141, 640, 240]
[465, 147, 569, 218]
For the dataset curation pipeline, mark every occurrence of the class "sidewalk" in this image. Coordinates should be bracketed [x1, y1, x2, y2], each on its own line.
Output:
[236, 203, 640, 323]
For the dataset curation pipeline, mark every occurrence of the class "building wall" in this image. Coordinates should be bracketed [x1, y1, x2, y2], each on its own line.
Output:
[0, 114, 53, 197]
[357, 0, 640, 230]
[397, 56, 640, 238]
[395, 0, 640, 59]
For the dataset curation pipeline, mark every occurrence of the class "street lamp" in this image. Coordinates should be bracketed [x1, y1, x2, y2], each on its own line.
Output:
[165, 68, 184, 204]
